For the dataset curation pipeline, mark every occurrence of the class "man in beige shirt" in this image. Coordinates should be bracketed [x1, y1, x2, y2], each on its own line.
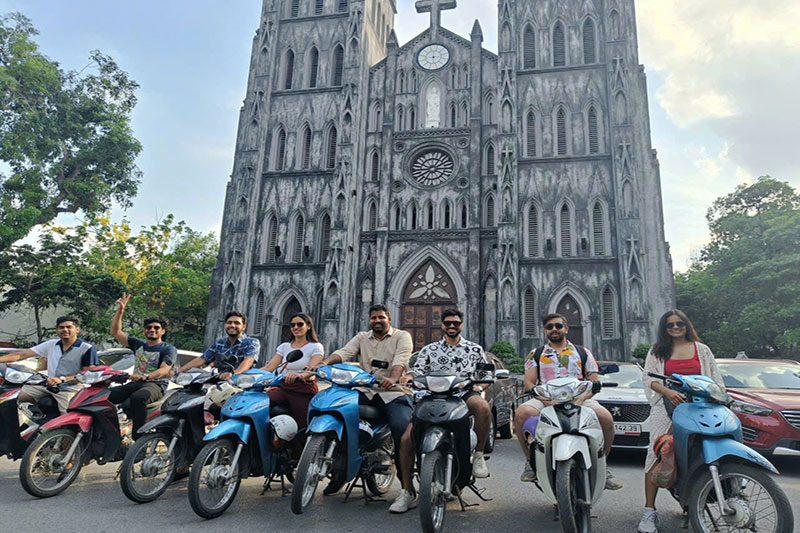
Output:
[309, 304, 415, 511]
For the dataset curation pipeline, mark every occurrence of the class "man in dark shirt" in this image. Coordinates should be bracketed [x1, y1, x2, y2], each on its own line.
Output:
[108, 294, 176, 436]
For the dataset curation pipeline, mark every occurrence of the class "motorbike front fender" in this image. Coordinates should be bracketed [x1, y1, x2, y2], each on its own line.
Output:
[42, 412, 92, 433]
[702, 437, 778, 474]
[551, 434, 592, 470]
[420, 426, 448, 455]
[307, 414, 343, 440]
[204, 418, 250, 444]
[137, 413, 181, 435]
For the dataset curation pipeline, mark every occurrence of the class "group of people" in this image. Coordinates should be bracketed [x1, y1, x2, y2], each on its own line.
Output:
[0, 297, 724, 530]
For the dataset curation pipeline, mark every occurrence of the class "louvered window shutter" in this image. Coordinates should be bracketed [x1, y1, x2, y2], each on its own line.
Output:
[315, 0, 323, 15]
[560, 204, 571, 256]
[276, 129, 286, 170]
[602, 288, 615, 337]
[593, 203, 605, 255]
[255, 292, 266, 334]
[588, 107, 599, 154]
[557, 109, 567, 155]
[332, 46, 344, 85]
[553, 23, 566, 67]
[284, 51, 294, 89]
[267, 216, 278, 262]
[487, 196, 495, 226]
[523, 289, 536, 336]
[524, 27, 536, 68]
[327, 126, 337, 168]
[294, 216, 305, 261]
[320, 215, 331, 261]
[583, 19, 596, 64]
[528, 205, 538, 256]
[309, 49, 319, 88]
[526, 112, 536, 157]
[291, 0, 299, 17]
[302, 127, 311, 168]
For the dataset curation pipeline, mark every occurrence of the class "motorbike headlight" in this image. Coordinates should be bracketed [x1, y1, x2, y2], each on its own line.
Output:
[5, 369, 28, 384]
[235, 374, 257, 389]
[550, 384, 577, 403]
[426, 376, 455, 393]
[330, 368, 359, 385]
[174, 373, 197, 387]
[533, 385, 549, 399]
[705, 383, 729, 404]
[731, 400, 773, 417]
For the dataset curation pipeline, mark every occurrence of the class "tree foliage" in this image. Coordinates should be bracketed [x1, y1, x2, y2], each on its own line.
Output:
[676, 176, 800, 359]
[0, 13, 142, 250]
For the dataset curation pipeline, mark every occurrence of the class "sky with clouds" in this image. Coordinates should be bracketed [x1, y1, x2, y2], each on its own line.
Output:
[2, 0, 798, 271]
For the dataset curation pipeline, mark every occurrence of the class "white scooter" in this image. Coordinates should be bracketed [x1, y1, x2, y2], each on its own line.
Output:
[525, 375, 617, 533]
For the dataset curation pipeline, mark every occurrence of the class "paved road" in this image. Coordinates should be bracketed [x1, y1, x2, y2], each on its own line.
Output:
[2, 440, 799, 533]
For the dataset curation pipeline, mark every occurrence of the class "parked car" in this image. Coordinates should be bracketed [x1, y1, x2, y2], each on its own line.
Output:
[0, 347, 39, 372]
[717, 359, 800, 455]
[483, 353, 516, 452]
[595, 361, 652, 450]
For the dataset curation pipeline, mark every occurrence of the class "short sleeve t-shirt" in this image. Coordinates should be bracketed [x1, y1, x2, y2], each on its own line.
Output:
[524, 342, 599, 384]
[127, 336, 177, 388]
[31, 338, 98, 379]
[275, 342, 324, 372]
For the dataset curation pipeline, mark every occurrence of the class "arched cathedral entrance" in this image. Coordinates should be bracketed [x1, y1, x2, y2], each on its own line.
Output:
[400, 260, 456, 351]
[556, 294, 584, 346]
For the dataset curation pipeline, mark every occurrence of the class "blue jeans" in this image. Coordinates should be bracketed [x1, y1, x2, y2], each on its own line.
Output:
[358, 393, 413, 456]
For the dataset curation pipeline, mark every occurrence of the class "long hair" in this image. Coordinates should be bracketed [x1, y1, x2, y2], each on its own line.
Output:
[290, 313, 320, 343]
[651, 309, 701, 361]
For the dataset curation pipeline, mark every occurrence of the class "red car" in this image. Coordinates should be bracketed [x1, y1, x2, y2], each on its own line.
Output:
[717, 359, 800, 455]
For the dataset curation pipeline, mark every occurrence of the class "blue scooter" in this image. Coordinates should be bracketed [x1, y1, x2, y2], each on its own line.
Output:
[648, 372, 793, 532]
[290, 361, 396, 514]
[187, 351, 304, 519]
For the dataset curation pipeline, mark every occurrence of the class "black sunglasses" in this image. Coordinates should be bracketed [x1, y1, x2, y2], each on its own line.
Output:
[443, 320, 462, 327]
[290, 322, 306, 328]
[666, 321, 686, 329]
[544, 323, 566, 331]
[144, 325, 162, 330]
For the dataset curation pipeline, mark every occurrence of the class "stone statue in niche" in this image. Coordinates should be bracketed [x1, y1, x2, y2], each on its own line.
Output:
[501, 280, 513, 319]
[501, 23, 511, 51]
[342, 114, 352, 143]
[502, 102, 511, 132]
[425, 84, 441, 128]
[503, 188, 512, 221]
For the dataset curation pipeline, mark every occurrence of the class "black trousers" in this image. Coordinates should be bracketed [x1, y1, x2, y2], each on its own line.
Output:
[108, 381, 164, 436]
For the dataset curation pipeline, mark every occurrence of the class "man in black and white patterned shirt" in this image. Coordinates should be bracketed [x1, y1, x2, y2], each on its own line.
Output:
[395, 309, 492, 501]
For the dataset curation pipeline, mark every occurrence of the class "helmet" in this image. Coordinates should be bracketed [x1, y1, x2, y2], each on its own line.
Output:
[206, 382, 238, 407]
[270, 415, 298, 442]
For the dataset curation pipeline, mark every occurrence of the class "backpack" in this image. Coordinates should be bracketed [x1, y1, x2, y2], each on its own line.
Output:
[648, 434, 677, 488]
[531, 344, 590, 376]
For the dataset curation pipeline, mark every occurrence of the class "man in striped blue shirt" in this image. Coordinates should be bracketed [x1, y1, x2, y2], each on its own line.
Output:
[176, 311, 259, 379]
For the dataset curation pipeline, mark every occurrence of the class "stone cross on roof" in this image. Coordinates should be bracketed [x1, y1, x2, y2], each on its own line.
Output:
[415, 0, 456, 30]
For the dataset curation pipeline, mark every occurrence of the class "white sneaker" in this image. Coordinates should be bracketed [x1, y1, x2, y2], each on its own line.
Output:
[472, 451, 489, 478]
[389, 489, 418, 513]
[637, 508, 659, 533]
[520, 460, 536, 482]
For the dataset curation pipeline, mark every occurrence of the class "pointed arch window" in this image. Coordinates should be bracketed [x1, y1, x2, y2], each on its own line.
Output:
[398, 71, 405, 92]
[443, 201, 451, 229]
[527, 204, 539, 257]
[588, 106, 599, 154]
[308, 47, 319, 88]
[486, 144, 495, 175]
[425, 202, 434, 229]
[602, 287, 616, 337]
[583, 19, 597, 64]
[331, 45, 344, 86]
[410, 204, 418, 230]
[391, 203, 401, 230]
[523, 287, 536, 337]
[326, 125, 338, 168]
[282, 49, 295, 89]
[292, 213, 305, 262]
[319, 213, 331, 261]
[553, 22, 566, 67]
[560, 203, 572, 256]
[556, 108, 567, 155]
[254, 291, 266, 335]
[485, 195, 495, 227]
[525, 111, 537, 157]
[460, 202, 468, 228]
[593, 202, 606, 255]
[367, 200, 377, 231]
[315, 0, 323, 15]
[523, 25, 536, 68]
[275, 127, 287, 170]
[460, 101, 469, 126]
[397, 106, 404, 130]
[266, 214, 279, 263]
[300, 125, 312, 169]
[449, 103, 457, 128]
[410, 70, 417, 91]
[408, 107, 416, 129]
[485, 94, 495, 123]
[370, 151, 380, 181]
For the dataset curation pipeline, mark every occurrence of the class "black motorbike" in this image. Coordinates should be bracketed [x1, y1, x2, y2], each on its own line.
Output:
[411, 363, 500, 533]
[119, 369, 219, 503]
[0, 364, 60, 459]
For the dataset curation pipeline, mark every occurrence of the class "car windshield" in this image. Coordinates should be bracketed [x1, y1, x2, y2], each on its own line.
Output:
[719, 363, 800, 389]
[599, 364, 643, 389]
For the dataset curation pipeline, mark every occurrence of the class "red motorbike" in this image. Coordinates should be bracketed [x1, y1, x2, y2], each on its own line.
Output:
[19, 366, 162, 498]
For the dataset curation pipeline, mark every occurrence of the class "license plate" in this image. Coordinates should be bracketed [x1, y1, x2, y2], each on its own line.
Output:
[614, 423, 641, 435]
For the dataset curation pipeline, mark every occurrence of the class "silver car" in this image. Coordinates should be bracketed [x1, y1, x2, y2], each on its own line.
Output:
[595, 361, 652, 450]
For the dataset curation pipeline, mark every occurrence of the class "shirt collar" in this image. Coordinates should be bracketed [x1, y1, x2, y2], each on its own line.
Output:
[224, 334, 247, 346]
[546, 341, 575, 354]
[55, 337, 83, 350]
[439, 336, 464, 349]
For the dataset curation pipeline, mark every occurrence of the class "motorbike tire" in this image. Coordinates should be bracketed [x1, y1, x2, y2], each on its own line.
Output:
[291, 434, 330, 514]
[484, 415, 496, 454]
[555, 458, 592, 533]
[120, 431, 179, 504]
[365, 439, 396, 497]
[20, 428, 85, 498]
[688, 463, 794, 533]
[419, 449, 448, 533]
[187, 438, 242, 519]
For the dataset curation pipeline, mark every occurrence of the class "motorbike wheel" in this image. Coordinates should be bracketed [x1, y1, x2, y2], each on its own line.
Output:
[292, 434, 333, 514]
[365, 438, 396, 497]
[120, 431, 179, 503]
[688, 463, 793, 533]
[484, 415, 496, 453]
[555, 458, 591, 533]
[187, 438, 241, 519]
[20, 428, 84, 498]
[419, 449, 448, 533]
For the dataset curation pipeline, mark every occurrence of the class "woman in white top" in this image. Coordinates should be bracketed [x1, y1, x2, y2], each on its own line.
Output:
[262, 313, 324, 437]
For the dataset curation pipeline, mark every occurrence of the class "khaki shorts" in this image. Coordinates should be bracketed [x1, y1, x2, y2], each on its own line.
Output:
[521, 396, 604, 412]
[19, 384, 76, 413]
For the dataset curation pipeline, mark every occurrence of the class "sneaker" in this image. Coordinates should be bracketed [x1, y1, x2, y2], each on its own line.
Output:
[389, 489, 418, 513]
[472, 451, 489, 478]
[605, 468, 623, 490]
[637, 507, 659, 533]
[520, 460, 537, 482]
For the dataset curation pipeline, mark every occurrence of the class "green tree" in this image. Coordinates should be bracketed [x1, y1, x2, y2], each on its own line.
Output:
[0, 13, 142, 251]
[488, 340, 524, 373]
[676, 176, 800, 359]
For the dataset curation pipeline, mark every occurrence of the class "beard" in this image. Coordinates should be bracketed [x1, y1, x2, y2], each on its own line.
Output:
[444, 329, 460, 339]
[548, 332, 566, 343]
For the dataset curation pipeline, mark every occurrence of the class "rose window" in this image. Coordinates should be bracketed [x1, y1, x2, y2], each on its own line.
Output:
[411, 149, 455, 187]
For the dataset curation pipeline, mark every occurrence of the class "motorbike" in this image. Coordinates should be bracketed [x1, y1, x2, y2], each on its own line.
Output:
[523, 374, 618, 533]
[290, 360, 397, 515]
[187, 350, 305, 519]
[648, 371, 794, 533]
[18, 366, 163, 498]
[410, 362, 504, 533]
[119, 369, 219, 503]
[0, 364, 60, 459]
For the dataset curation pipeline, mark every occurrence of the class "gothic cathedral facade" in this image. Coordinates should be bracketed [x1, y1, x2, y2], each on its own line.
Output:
[207, 0, 675, 361]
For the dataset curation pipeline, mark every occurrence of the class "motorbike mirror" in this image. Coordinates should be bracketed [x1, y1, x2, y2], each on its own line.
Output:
[598, 363, 619, 375]
[371, 360, 389, 370]
[495, 369, 510, 380]
[286, 349, 304, 363]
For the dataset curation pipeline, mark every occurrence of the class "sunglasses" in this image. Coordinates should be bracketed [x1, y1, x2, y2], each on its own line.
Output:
[144, 325, 162, 331]
[443, 320, 462, 327]
[666, 321, 686, 330]
[290, 322, 306, 328]
[544, 323, 566, 331]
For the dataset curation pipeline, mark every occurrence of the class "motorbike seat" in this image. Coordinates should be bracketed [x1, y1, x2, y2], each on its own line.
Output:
[270, 404, 291, 417]
[358, 405, 384, 421]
